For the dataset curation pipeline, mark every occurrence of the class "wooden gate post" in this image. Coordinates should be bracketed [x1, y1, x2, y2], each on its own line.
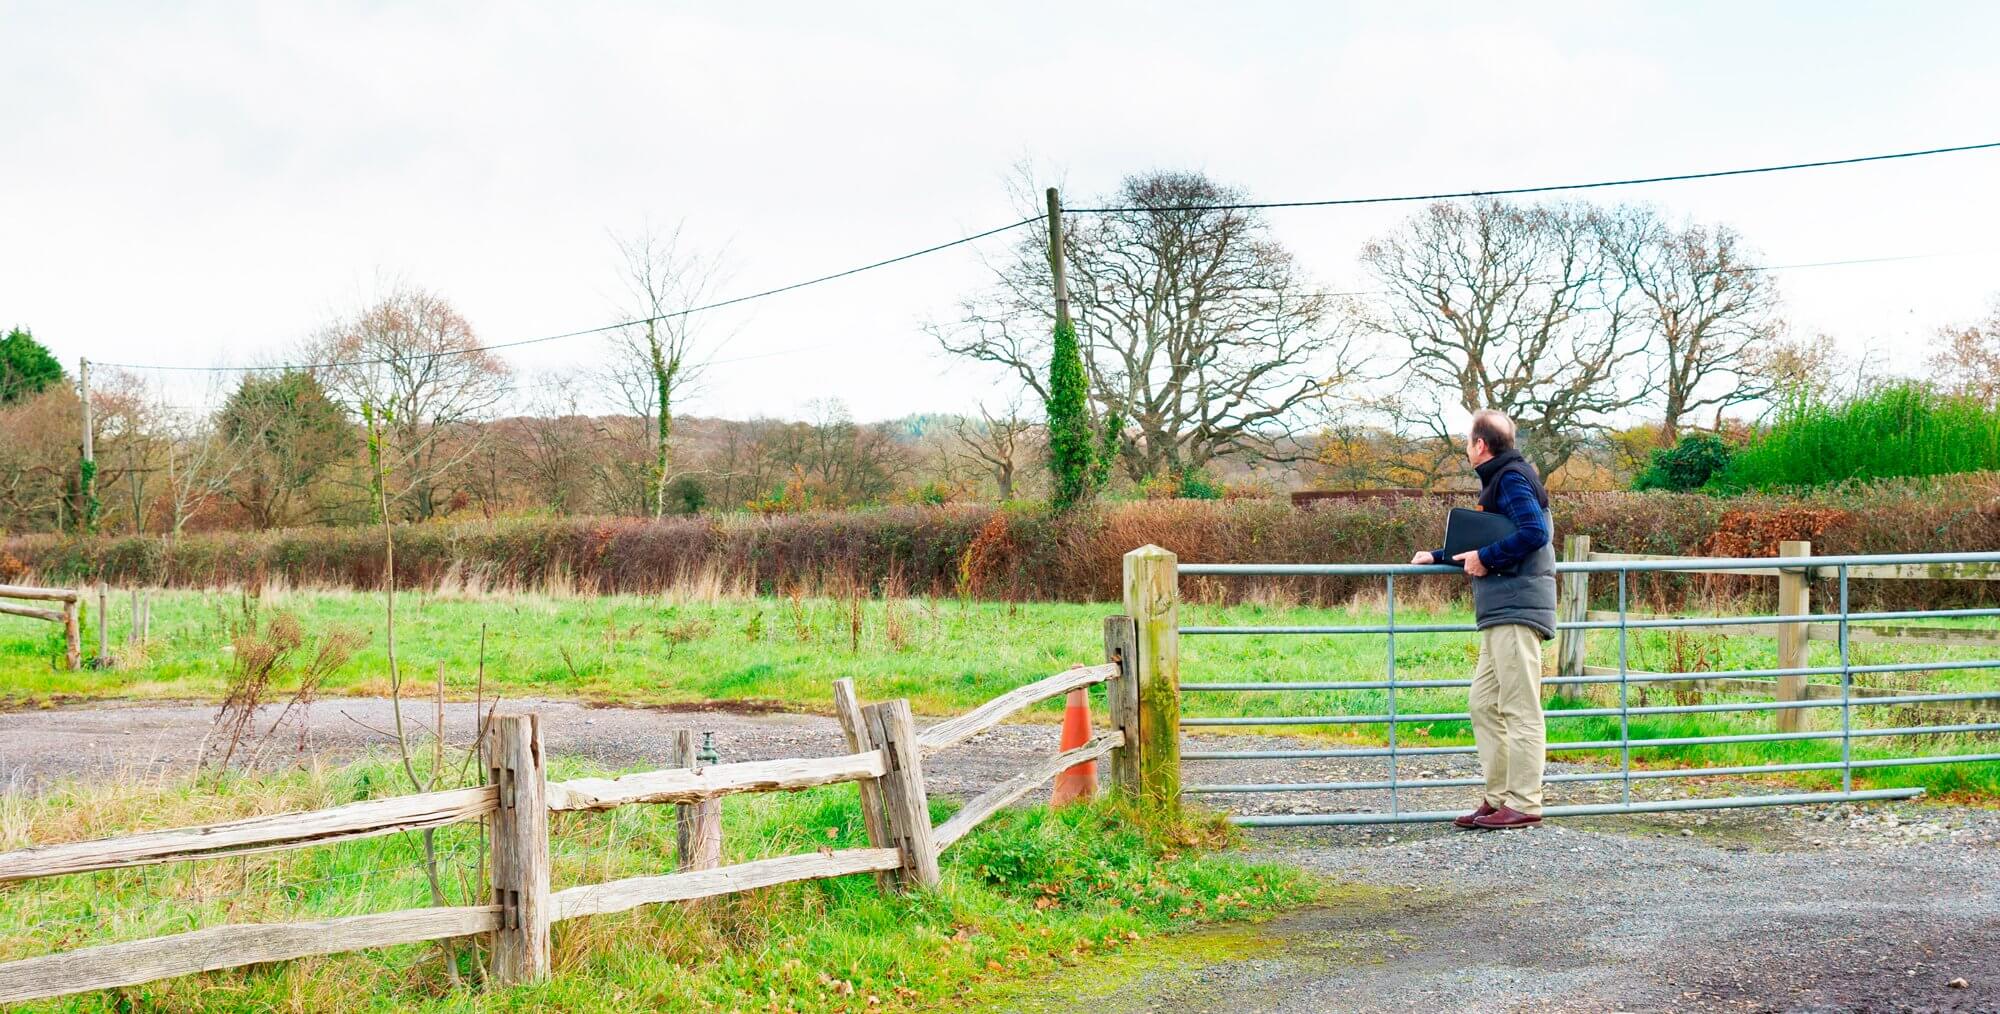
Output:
[860, 699, 939, 890]
[1122, 546, 1181, 812]
[1555, 535, 1591, 700]
[1102, 615, 1141, 795]
[672, 730, 722, 872]
[1775, 540, 1812, 733]
[830, 679, 896, 893]
[486, 713, 551, 985]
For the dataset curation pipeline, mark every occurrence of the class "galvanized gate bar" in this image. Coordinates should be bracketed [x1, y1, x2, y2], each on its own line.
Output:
[1180, 689, 2000, 726]
[1183, 657, 2000, 693]
[1231, 788, 1926, 827]
[1185, 606, 2000, 636]
[1189, 751, 2000, 793]
[1179, 551, 2000, 576]
[1385, 574, 1399, 816]
[1186, 722, 2000, 760]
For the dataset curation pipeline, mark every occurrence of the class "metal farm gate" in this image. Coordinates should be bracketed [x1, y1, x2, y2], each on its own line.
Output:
[1139, 548, 2000, 826]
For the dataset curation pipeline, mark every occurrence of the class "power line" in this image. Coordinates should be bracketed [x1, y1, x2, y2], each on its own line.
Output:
[1065, 140, 2000, 214]
[1283, 251, 1956, 300]
[87, 137, 2000, 374]
[93, 216, 1042, 374]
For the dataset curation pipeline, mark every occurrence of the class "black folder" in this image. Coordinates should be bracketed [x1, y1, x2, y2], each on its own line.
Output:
[1441, 507, 1517, 563]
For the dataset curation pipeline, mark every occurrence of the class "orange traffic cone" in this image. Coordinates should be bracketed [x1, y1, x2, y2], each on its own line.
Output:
[1050, 688, 1098, 807]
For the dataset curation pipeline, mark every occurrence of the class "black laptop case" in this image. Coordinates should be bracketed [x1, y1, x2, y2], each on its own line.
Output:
[1441, 507, 1518, 563]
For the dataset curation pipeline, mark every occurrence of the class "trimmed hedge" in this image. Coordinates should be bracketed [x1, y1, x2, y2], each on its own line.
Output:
[9, 476, 2000, 610]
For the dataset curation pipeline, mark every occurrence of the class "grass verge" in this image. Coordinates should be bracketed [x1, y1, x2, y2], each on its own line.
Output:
[1, 756, 1318, 1012]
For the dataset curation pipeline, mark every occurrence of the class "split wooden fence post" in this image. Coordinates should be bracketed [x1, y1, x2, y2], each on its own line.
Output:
[1122, 546, 1181, 813]
[94, 582, 109, 668]
[831, 678, 896, 893]
[1555, 534, 1590, 700]
[860, 699, 938, 890]
[672, 730, 722, 872]
[1775, 540, 1812, 733]
[485, 713, 551, 985]
[1101, 615, 1141, 795]
[61, 599, 80, 672]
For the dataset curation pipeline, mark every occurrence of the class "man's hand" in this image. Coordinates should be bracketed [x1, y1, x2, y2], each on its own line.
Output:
[1410, 550, 1435, 565]
[1454, 550, 1488, 577]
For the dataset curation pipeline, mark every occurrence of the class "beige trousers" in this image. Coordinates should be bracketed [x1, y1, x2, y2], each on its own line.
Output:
[1468, 624, 1546, 815]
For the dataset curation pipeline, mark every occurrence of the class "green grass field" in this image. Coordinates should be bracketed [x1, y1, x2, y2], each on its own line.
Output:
[4, 586, 1998, 798]
[0, 757, 1316, 1012]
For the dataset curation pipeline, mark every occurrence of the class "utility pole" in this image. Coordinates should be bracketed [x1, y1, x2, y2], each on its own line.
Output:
[78, 357, 95, 533]
[1045, 188, 1070, 328]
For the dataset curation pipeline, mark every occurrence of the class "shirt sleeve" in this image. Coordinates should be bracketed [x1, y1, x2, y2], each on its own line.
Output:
[1476, 471, 1551, 573]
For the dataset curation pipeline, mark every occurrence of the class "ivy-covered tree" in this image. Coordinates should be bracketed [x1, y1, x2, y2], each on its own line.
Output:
[1045, 318, 1095, 511]
[0, 327, 64, 404]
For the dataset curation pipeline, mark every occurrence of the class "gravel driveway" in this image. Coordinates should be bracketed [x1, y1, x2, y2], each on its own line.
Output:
[4, 699, 1998, 1013]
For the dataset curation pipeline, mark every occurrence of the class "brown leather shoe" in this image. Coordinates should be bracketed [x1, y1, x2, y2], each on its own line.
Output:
[1452, 801, 1499, 829]
[1470, 805, 1543, 830]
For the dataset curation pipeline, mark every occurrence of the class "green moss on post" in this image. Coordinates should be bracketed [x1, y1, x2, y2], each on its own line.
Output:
[1122, 545, 1181, 812]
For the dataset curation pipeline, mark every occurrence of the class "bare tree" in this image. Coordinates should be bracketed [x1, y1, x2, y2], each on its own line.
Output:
[1359, 199, 1646, 478]
[754, 400, 908, 506]
[311, 285, 511, 521]
[604, 223, 728, 518]
[951, 400, 1039, 500]
[1755, 332, 1863, 407]
[76, 368, 154, 534]
[158, 405, 242, 537]
[502, 371, 601, 515]
[934, 170, 1363, 481]
[0, 385, 80, 531]
[1930, 296, 2000, 402]
[1598, 207, 1783, 439]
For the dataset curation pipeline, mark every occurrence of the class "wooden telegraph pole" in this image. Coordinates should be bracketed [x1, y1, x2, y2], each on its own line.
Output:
[78, 358, 94, 533]
[1045, 188, 1069, 328]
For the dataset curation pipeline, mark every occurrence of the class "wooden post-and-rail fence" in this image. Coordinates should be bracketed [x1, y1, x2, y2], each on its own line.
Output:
[0, 642, 1165, 1003]
[0, 584, 82, 672]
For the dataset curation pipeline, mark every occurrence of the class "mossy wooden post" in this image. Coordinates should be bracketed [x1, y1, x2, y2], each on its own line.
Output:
[1555, 535, 1590, 700]
[861, 699, 939, 890]
[1775, 540, 1812, 733]
[1123, 546, 1180, 812]
[1102, 615, 1141, 795]
[672, 730, 722, 872]
[486, 713, 550, 985]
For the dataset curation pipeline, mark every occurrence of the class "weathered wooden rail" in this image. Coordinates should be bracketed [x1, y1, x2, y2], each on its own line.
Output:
[0, 655, 1139, 1003]
[0, 583, 81, 671]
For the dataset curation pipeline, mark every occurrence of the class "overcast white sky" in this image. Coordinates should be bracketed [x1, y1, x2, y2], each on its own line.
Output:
[5, 2, 1998, 422]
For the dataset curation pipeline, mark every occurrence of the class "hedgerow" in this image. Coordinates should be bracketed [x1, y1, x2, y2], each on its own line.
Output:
[8, 474, 1998, 610]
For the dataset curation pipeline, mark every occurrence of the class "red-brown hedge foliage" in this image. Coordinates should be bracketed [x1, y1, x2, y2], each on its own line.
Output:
[8, 476, 1998, 610]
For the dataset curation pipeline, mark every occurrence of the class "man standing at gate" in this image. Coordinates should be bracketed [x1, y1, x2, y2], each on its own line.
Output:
[1411, 409, 1557, 830]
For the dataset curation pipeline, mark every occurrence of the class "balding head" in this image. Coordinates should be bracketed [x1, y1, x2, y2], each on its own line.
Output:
[1468, 409, 1516, 462]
